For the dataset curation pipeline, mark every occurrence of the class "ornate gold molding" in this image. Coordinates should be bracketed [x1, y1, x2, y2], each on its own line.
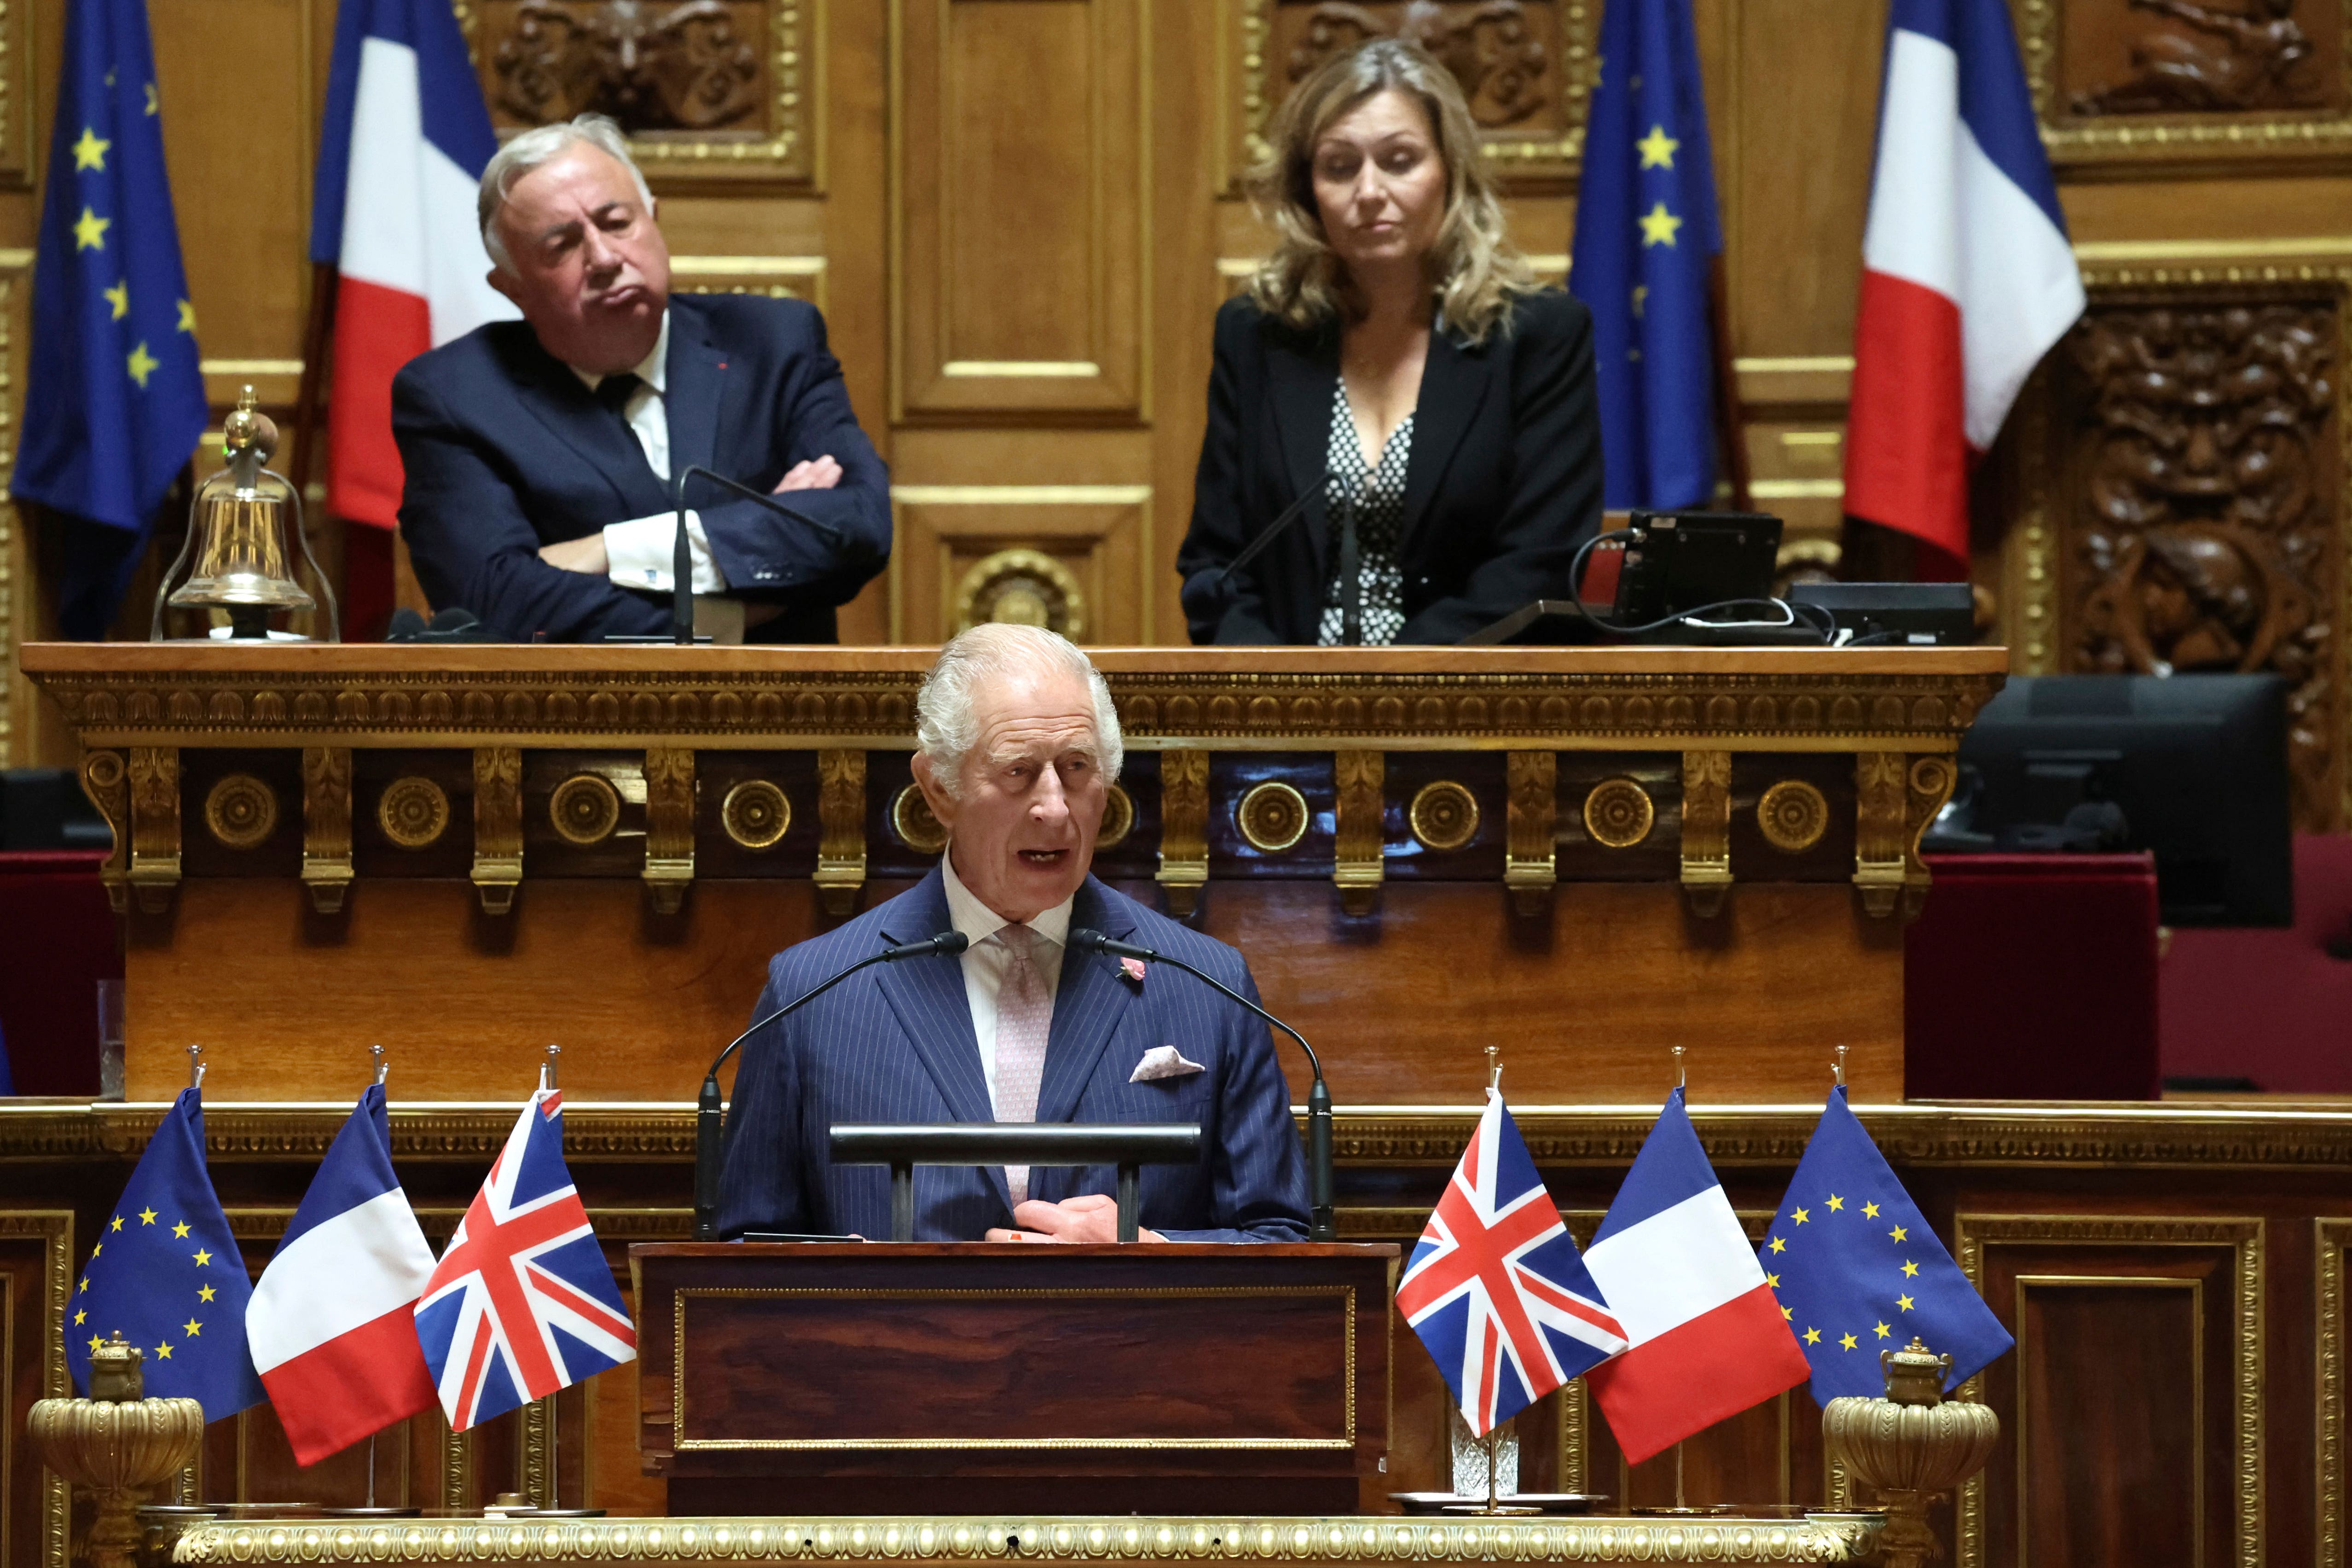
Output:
[1333, 752, 1385, 915]
[550, 773, 622, 848]
[26, 653, 2005, 754]
[1, 1211, 74, 1568]
[1679, 752, 1732, 918]
[721, 779, 791, 852]
[1953, 1214, 2263, 1568]
[301, 747, 353, 914]
[1853, 752, 1908, 920]
[81, 749, 128, 913]
[1236, 781, 1309, 854]
[1155, 750, 1210, 917]
[174, 1513, 1883, 1565]
[1504, 752, 1556, 914]
[643, 748, 696, 914]
[126, 746, 180, 914]
[202, 773, 278, 850]
[1583, 777, 1654, 851]
[380, 776, 450, 850]
[1757, 780, 1829, 854]
[1407, 781, 1478, 853]
[890, 782, 944, 856]
[814, 749, 866, 917]
[472, 747, 523, 915]
[2322, 1218, 2352, 1568]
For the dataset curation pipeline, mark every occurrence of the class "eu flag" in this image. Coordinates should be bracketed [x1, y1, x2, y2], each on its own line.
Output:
[1570, 0, 1725, 509]
[11, 0, 208, 638]
[1759, 1088, 2013, 1405]
[67, 1089, 265, 1420]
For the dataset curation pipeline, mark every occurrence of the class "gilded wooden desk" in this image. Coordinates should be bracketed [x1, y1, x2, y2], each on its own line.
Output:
[21, 644, 2004, 1104]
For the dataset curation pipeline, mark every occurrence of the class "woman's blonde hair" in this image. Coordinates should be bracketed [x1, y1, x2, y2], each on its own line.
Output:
[1246, 40, 1538, 345]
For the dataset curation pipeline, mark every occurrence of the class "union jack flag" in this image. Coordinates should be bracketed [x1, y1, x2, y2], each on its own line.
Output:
[414, 1088, 637, 1431]
[1398, 1089, 1628, 1435]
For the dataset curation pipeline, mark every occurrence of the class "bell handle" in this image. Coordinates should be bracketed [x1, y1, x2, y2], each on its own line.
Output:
[269, 466, 341, 643]
[148, 469, 209, 642]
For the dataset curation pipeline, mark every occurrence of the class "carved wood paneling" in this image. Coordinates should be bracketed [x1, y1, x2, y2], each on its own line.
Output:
[474, 0, 812, 181]
[1235, 0, 1596, 182]
[893, 0, 1147, 417]
[888, 486, 1153, 644]
[0, 1212, 72, 1568]
[2038, 283, 2348, 830]
[2024, 0, 2352, 165]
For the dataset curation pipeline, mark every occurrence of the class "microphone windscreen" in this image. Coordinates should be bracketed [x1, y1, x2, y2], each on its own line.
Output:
[1178, 569, 1234, 624]
[932, 931, 969, 956]
[1066, 926, 1107, 955]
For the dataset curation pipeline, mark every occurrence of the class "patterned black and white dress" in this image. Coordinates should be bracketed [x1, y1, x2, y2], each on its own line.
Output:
[1316, 382, 1413, 647]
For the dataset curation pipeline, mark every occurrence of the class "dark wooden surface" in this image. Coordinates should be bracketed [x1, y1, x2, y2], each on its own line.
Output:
[634, 1243, 1396, 1515]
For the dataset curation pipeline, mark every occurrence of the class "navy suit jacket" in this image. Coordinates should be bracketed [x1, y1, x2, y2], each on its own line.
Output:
[392, 293, 891, 643]
[715, 868, 1311, 1243]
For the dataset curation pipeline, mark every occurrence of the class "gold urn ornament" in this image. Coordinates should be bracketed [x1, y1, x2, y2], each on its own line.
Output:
[1820, 1337, 2001, 1568]
[27, 1337, 205, 1568]
[153, 386, 339, 641]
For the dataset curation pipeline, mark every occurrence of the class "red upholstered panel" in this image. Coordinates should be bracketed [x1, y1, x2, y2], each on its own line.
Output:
[1905, 853, 2161, 1101]
[2161, 835, 2352, 1094]
[0, 851, 116, 1095]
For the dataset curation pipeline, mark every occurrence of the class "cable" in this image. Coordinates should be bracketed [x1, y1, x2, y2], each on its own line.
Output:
[1565, 527, 1835, 644]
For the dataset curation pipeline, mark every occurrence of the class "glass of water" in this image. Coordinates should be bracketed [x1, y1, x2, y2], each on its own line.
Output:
[95, 978, 125, 1100]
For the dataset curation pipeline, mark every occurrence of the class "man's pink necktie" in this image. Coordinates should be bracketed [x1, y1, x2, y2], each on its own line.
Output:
[991, 924, 1051, 1208]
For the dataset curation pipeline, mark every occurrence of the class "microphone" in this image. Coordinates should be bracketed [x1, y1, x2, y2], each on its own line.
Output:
[664, 463, 856, 647]
[693, 929, 971, 1240]
[1182, 463, 1336, 635]
[1066, 927, 1334, 1244]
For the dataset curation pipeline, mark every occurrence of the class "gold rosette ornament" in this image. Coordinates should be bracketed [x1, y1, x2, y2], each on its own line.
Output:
[1821, 1337, 2000, 1568]
[27, 1336, 204, 1568]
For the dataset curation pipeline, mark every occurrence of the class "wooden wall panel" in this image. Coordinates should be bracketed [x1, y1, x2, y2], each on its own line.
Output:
[893, 0, 1147, 418]
[1956, 1216, 2263, 1568]
[889, 486, 1151, 644]
[0, 1214, 70, 1568]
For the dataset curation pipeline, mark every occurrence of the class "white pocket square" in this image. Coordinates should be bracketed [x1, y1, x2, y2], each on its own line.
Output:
[1130, 1046, 1206, 1082]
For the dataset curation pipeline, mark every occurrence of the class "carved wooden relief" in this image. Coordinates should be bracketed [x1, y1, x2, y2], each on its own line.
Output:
[2022, 0, 2352, 164]
[473, 0, 808, 181]
[2051, 290, 2346, 828]
[1237, 0, 1593, 183]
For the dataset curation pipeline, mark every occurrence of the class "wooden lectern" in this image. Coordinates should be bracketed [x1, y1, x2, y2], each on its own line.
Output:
[633, 1242, 1397, 1516]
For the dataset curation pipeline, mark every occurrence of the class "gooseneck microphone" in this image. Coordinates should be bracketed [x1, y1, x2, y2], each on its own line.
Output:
[693, 930, 970, 1240]
[1066, 927, 1334, 1243]
[660, 463, 857, 647]
[1179, 463, 1336, 632]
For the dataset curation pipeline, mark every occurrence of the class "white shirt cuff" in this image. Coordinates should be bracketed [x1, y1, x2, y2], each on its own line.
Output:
[604, 509, 726, 594]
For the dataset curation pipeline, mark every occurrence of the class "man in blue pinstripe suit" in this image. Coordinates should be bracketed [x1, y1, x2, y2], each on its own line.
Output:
[716, 624, 1311, 1243]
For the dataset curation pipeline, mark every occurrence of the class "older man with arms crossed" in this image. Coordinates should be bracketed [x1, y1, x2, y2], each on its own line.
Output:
[717, 625, 1310, 1242]
[394, 113, 889, 643]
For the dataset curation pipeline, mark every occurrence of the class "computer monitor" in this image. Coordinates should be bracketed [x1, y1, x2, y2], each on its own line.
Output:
[1949, 674, 2293, 927]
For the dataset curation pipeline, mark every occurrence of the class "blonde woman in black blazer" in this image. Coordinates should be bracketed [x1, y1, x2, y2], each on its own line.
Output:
[1179, 41, 1603, 646]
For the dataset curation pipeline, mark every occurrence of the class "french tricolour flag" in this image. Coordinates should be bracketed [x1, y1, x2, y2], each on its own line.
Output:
[1582, 1089, 1811, 1464]
[311, 0, 514, 528]
[1842, 0, 2083, 572]
[245, 1085, 438, 1465]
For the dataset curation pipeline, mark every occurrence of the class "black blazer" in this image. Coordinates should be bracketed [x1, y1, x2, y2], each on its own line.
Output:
[393, 293, 890, 643]
[1177, 289, 1603, 645]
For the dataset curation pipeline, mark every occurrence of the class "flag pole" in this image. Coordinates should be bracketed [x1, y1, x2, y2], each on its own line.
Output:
[1706, 257, 1752, 513]
[1833, 1046, 1847, 1088]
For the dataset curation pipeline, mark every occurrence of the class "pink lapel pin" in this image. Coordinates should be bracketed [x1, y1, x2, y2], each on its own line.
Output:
[1119, 956, 1147, 985]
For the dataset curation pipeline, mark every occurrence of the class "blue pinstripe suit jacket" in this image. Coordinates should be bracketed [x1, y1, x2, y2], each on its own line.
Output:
[714, 868, 1311, 1242]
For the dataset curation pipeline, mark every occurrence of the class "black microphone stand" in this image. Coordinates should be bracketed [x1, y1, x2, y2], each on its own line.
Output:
[1067, 927, 1334, 1243]
[604, 464, 856, 646]
[693, 931, 968, 1240]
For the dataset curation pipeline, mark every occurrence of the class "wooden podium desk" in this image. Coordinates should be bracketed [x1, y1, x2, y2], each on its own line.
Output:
[19, 642, 2004, 1106]
[633, 1242, 1395, 1516]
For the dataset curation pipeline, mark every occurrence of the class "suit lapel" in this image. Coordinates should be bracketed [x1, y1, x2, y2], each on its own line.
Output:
[503, 338, 669, 518]
[1397, 325, 1490, 561]
[1266, 325, 1340, 577]
[663, 300, 726, 492]
[1032, 879, 1140, 1126]
[874, 870, 996, 1130]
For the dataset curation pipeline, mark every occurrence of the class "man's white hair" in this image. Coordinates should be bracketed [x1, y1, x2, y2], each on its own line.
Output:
[915, 624, 1124, 800]
[477, 114, 653, 273]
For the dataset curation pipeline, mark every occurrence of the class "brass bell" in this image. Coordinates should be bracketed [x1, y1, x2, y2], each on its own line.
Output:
[152, 386, 340, 641]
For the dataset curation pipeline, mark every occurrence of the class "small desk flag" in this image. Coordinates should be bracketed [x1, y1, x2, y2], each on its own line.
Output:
[247, 1084, 438, 1464]
[1569, 0, 1726, 509]
[1398, 1088, 1627, 1437]
[12, 0, 208, 637]
[1582, 1088, 1810, 1464]
[67, 1088, 266, 1420]
[1760, 1088, 2014, 1403]
[415, 1087, 637, 1431]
